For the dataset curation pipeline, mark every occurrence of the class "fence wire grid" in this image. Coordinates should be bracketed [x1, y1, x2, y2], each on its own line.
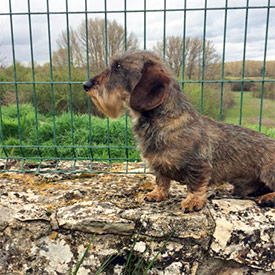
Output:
[0, 0, 274, 173]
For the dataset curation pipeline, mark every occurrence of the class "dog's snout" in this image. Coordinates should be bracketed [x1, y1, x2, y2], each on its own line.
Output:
[83, 80, 93, 92]
[83, 78, 96, 92]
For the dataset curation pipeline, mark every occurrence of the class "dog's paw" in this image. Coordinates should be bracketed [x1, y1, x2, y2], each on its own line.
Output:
[144, 188, 169, 202]
[256, 192, 275, 208]
[181, 195, 206, 213]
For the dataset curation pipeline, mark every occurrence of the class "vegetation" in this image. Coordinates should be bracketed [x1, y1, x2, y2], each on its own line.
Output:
[225, 92, 275, 128]
[230, 81, 274, 101]
[0, 104, 139, 160]
[1, 98, 274, 160]
[224, 61, 275, 101]
[0, 62, 105, 117]
[224, 60, 275, 78]
[154, 36, 220, 78]
[183, 83, 234, 120]
[0, 17, 274, 162]
[53, 18, 139, 73]
[70, 231, 174, 275]
[0, 18, 273, 118]
[251, 82, 275, 101]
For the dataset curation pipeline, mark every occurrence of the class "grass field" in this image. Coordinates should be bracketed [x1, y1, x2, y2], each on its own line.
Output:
[224, 91, 275, 128]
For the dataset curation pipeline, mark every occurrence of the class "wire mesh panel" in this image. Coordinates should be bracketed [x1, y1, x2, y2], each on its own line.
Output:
[0, 0, 274, 173]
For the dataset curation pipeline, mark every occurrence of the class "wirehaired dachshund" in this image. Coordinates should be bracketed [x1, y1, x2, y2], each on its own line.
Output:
[83, 50, 275, 212]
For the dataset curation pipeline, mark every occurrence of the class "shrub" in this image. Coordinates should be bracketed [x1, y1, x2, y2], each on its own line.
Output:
[252, 82, 275, 100]
[231, 81, 255, 92]
[0, 104, 138, 160]
[0, 63, 104, 117]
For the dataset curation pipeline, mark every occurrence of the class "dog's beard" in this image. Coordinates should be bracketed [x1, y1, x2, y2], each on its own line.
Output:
[88, 88, 127, 119]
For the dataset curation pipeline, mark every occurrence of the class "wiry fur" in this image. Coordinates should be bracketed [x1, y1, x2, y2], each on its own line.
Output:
[83, 50, 275, 212]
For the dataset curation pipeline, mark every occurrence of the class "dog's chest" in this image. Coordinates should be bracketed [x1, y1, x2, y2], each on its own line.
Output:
[132, 118, 187, 178]
[132, 117, 167, 154]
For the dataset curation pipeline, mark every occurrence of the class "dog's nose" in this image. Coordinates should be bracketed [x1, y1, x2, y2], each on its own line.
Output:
[83, 80, 94, 92]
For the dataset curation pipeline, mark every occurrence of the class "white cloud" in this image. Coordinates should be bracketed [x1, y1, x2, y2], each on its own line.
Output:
[0, 0, 274, 65]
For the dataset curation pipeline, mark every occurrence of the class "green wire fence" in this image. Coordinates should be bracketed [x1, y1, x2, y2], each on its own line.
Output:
[0, 0, 274, 174]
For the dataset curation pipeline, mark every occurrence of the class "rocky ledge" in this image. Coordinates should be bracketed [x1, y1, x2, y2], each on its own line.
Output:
[0, 161, 274, 274]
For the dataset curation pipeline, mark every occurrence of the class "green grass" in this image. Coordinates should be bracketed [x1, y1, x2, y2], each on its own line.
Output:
[70, 231, 174, 275]
[0, 101, 274, 161]
[0, 104, 139, 161]
[224, 91, 275, 129]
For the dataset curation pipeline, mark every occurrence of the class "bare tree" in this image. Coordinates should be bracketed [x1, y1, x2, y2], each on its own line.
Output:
[154, 36, 220, 79]
[196, 40, 220, 79]
[154, 36, 183, 77]
[53, 27, 85, 67]
[78, 18, 139, 73]
[185, 38, 202, 80]
[53, 18, 139, 73]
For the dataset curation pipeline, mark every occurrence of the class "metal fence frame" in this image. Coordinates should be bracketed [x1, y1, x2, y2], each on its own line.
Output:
[0, 0, 274, 173]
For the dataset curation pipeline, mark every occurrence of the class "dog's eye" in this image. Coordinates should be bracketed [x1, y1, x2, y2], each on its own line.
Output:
[114, 62, 121, 72]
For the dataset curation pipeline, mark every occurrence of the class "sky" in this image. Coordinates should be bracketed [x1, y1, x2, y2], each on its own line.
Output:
[0, 0, 275, 66]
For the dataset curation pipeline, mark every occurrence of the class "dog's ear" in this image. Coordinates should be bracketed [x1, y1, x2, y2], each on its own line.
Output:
[130, 65, 171, 112]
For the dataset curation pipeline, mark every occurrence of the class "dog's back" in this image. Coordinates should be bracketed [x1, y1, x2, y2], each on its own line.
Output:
[201, 116, 275, 196]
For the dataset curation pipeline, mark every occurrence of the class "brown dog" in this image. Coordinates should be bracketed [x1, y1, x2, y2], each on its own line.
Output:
[83, 51, 275, 212]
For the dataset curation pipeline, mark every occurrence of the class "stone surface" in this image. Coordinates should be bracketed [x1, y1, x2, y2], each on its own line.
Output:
[209, 199, 275, 271]
[0, 161, 274, 274]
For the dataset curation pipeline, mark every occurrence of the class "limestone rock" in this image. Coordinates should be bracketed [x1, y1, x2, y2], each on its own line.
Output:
[209, 199, 275, 271]
[0, 163, 274, 274]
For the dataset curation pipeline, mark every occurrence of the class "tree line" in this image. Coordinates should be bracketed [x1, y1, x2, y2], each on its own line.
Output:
[52, 18, 220, 80]
[1, 18, 274, 79]
[0, 18, 274, 117]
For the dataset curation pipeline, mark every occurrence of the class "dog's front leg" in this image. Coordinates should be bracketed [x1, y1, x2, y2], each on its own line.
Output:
[181, 172, 210, 213]
[145, 174, 171, 202]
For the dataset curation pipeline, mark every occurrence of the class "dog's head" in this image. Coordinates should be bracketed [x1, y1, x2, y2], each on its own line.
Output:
[83, 51, 171, 119]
